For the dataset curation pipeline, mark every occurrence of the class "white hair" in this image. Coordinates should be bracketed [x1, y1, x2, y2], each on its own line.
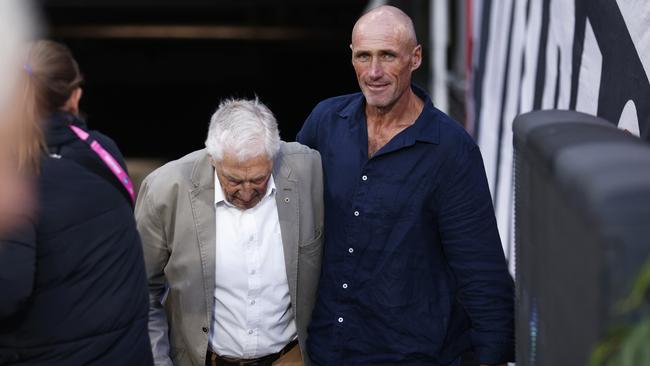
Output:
[205, 97, 281, 162]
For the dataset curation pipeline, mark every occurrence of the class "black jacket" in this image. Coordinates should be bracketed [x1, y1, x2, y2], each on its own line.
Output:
[0, 112, 153, 365]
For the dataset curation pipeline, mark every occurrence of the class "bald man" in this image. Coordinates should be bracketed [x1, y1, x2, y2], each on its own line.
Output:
[297, 6, 514, 366]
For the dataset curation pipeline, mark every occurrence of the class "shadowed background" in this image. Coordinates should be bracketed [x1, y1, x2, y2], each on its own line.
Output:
[37, 0, 370, 161]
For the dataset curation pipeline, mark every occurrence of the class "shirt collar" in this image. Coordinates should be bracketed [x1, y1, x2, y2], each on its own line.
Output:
[336, 83, 440, 145]
[409, 84, 440, 145]
[214, 171, 276, 208]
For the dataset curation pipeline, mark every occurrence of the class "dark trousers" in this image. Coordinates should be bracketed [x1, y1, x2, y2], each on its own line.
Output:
[460, 351, 480, 366]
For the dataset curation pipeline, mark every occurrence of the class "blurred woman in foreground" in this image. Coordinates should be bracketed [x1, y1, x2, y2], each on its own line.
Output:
[0, 40, 153, 366]
[0, 0, 35, 235]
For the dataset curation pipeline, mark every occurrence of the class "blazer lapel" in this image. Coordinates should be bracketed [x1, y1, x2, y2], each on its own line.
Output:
[274, 149, 300, 307]
[189, 152, 217, 321]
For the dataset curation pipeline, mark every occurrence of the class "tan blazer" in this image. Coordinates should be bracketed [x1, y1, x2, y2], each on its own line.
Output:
[135, 142, 324, 366]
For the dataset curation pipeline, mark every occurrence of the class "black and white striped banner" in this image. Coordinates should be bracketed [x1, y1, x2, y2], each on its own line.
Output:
[469, 0, 650, 271]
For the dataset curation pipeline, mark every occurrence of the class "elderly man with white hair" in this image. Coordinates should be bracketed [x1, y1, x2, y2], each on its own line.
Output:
[136, 98, 323, 366]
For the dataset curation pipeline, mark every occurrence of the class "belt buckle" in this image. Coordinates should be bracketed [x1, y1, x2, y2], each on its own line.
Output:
[224, 354, 271, 366]
[239, 357, 272, 366]
[210, 340, 295, 366]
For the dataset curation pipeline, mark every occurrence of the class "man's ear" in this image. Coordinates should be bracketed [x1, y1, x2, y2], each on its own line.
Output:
[411, 44, 422, 71]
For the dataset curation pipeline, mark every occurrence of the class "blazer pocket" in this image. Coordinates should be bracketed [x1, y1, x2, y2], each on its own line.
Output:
[170, 347, 185, 363]
[299, 227, 323, 256]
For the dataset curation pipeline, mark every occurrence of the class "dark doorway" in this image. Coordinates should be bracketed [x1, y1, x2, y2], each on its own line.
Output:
[37, 0, 368, 160]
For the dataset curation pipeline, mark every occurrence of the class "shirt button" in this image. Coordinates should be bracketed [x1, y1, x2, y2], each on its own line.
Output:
[353, 211, 359, 217]
[338, 317, 344, 323]
[348, 247, 354, 253]
[342, 283, 348, 289]
[250, 299, 256, 305]
[361, 175, 368, 181]
[202, 327, 209, 333]
[250, 269, 256, 275]
[248, 329, 254, 334]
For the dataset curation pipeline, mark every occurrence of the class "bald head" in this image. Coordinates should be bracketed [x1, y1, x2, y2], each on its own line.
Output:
[349, 5, 422, 111]
[352, 5, 418, 48]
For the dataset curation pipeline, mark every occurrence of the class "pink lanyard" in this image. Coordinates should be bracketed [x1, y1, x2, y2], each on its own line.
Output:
[68, 125, 135, 204]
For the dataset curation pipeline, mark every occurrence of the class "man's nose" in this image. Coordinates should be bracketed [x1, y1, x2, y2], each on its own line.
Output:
[368, 58, 383, 79]
[238, 187, 254, 201]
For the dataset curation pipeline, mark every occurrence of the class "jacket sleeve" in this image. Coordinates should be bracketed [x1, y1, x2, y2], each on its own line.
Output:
[134, 175, 173, 366]
[436, 144, 515, 364]
[0, 216, 37, 319]
[296, 107, 320, 150]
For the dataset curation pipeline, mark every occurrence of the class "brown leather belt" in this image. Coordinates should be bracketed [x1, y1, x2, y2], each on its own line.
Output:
[206, 339, 298, 366]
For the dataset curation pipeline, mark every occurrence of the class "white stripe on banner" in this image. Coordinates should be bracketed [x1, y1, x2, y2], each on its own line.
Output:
[541, 0, 574, 110]
[478, 0, 512, 198]
[494, 0, 528, 269]
[431, 0, 449, 114]
[575, 18, 600, 116]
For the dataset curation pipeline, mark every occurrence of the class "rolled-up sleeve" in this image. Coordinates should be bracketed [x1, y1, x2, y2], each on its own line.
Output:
[437, 144, 515, 364]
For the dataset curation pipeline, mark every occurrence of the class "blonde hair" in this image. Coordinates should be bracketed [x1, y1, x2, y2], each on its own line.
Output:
[13, 71, 44, 174]
[17, 40, 84, 173]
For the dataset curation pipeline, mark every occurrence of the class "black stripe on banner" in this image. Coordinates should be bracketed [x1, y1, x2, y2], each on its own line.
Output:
[533, 0, 551, 110]
[589, 0, 650, 140]
[569, 0, 588, 110]
[493, 0, 517, 207]
[553, 47, 561, 109]
[517, 0, 533, 116]
[473, 0, 492, 142]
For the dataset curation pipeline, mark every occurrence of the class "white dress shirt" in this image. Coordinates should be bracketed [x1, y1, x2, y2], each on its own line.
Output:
[210, 173, 297, 358]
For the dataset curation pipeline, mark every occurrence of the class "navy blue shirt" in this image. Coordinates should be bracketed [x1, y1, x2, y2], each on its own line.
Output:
[297, 86, 514, 366]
